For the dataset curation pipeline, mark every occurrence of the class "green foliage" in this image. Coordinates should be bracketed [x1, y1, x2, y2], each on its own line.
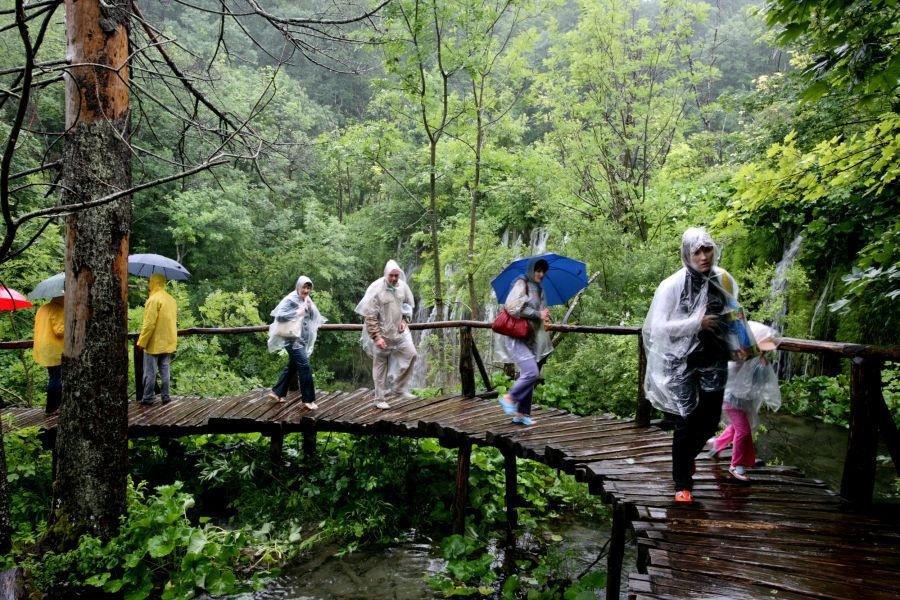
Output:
[763, 0, 900, 101]
[23, 481, 272, 599]
[780, 374, 851, 427]
[1, 424, 52, 553]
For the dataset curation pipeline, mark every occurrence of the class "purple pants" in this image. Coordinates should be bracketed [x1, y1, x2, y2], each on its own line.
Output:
[507, 355, 539, 416]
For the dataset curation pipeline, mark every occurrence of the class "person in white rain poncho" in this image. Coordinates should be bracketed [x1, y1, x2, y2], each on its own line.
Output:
[709, 321, 782, 481]
[266, 276, 326, 409]
[355, 259, 417, 409]
[643, 228, 739, 503]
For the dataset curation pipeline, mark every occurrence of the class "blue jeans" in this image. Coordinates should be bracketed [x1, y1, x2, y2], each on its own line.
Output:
[142, 352, 171, 403]
[273, 343, 316, 403]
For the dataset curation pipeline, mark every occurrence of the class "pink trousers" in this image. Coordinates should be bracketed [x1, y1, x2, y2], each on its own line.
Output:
[713, 405, 756, 468]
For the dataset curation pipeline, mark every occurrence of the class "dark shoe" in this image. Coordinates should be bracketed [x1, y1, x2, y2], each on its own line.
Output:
[140, 399, 157, 406]
[161, 397, 171, 405]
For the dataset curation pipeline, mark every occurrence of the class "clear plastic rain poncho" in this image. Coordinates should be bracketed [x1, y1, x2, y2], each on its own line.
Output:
[354, 259, 415, 357]
[267, 275, 326, 354]
[724, 320, 782, 428]
[496, 257, 553, 364]
[642, 228, 739, 417]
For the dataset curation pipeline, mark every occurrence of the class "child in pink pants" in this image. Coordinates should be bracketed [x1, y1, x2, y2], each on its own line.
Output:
[708, 321, 781, 481]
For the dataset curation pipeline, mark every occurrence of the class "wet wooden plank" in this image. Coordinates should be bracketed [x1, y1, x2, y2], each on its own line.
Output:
[5, 388, 900, 600]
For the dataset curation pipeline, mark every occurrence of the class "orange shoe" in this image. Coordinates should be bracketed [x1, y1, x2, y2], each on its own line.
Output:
[674, 489, 694, 503]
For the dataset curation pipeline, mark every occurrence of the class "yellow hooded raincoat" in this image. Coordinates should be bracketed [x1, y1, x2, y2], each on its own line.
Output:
[136, 273, 178, 355]
[33, 296, 64, 367]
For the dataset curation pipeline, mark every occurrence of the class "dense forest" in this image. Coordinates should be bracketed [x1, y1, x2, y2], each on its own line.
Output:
[0, 0, 897, 597]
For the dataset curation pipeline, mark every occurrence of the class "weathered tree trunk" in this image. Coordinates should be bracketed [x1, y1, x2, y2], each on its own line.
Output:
[47, 0, 132, 546]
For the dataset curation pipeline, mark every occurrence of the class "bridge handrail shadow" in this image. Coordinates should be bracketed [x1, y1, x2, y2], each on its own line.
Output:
[2, 321, 897, 506]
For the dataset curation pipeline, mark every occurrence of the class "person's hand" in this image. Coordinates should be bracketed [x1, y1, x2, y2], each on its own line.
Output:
[375, 338, 387, 350]
[398, 320, 407, 333]
[540, 308, 550, 321]
[700, 314, 719, 331]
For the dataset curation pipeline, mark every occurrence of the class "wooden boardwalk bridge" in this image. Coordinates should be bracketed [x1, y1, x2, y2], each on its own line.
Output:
[5, 386, 900, 599]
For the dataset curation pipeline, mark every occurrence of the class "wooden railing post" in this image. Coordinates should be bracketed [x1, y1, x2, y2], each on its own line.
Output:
[635, 333, 651, 426]
[133, 342, 143, 403]
[841, 357, 882, 506]
[459, 326, 476, 397]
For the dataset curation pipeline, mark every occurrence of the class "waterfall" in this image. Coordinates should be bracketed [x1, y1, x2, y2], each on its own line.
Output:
[530, 229, 549, 255]
[769, 234, 803, 331]
[767, 234, 803, 378]
[809, 273, 835, 339]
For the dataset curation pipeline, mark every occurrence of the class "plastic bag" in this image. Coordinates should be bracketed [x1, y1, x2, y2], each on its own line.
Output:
[272, 317, 301, 339]
[722, 300, 758, 361]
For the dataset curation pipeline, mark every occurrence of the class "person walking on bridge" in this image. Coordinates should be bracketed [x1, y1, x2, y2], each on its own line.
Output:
[497, 257, 553, 426]
[33, 294, 65, 414]
[266, 275, 325, 409]
[355, 259, 417, 409]
[642, 228, 739, 503]
[137, 273, 178, 406]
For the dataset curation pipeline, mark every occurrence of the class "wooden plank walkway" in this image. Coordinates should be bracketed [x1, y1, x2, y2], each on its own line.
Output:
[4, 389, 899, 599]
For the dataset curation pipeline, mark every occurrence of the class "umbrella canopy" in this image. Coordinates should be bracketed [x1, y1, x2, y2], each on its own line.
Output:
[28, 272, 65, 299]
[491, 253, 589, 306]
[0, 286, 33, 311]
[128, 253, 190, 281]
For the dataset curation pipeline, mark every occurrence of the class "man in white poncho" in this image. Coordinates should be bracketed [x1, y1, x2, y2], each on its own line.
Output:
[642, 228, 739, 503]
[355, 260, 417, 409]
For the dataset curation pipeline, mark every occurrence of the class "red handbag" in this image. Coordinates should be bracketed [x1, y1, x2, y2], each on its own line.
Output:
[491, 307, 530, 339]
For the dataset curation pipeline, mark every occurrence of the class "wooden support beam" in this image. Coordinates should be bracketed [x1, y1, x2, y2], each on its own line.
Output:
[606, 503, 626, 599]
[841, 357, 882, 506]
[502, 447, 517, 545]
[453, 441, 472, 535]
[269, 431, 284, 466]
[470, 341, 493, 391]
[302, 431, 317, 461]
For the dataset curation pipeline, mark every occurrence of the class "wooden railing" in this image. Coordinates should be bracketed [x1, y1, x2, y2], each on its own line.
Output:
[3, 321, 897, 506]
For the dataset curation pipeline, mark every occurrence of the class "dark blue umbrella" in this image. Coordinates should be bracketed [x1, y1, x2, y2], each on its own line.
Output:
[491, 253, 588, 306]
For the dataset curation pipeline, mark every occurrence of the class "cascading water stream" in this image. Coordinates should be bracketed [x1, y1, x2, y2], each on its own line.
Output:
[767, 234, 802, 377]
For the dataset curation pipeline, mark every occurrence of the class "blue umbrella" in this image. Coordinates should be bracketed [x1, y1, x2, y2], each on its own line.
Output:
[491, 253, 588, 306]
[128, 253, 191, 281]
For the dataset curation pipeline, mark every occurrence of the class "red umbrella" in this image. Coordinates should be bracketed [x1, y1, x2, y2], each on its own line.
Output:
[0, 286, 33, 311]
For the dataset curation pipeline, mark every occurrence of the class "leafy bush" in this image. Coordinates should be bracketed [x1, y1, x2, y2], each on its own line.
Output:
[25, 481, 275, 599]
[780, 374, 851, 427]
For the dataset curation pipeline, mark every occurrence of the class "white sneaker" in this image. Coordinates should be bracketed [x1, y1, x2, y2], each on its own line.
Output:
[391, 391, 418, 401]
[374, 400, 391, 409]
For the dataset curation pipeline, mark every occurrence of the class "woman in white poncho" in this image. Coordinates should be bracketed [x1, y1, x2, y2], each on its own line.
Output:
[643, 228, 738, 503]
[267, 275, 326, 409]
[355, 259, 417, 409]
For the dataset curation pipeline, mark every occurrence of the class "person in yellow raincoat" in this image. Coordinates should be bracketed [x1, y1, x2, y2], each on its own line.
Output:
[33, 294, 65, 414]
[136, 273, 178, 405]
